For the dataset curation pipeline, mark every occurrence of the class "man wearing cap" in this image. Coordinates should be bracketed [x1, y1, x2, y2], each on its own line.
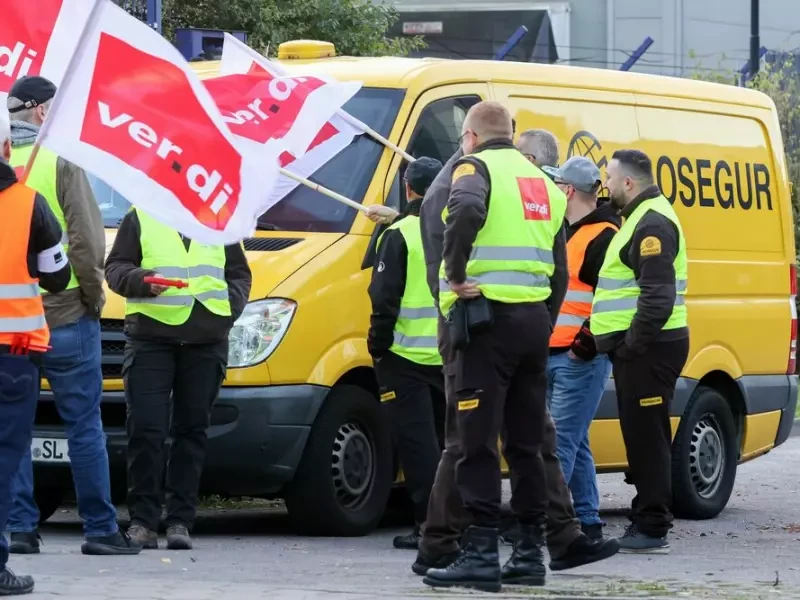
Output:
[368, 157, 446, 549]
[540, 157, 620, 541]
[5, 77, 138, 555]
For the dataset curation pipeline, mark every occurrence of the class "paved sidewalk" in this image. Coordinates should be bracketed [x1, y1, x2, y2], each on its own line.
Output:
[10, 437, 800, 599]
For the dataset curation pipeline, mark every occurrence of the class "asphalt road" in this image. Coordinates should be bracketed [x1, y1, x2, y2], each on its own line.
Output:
[10, 436, 800, 599]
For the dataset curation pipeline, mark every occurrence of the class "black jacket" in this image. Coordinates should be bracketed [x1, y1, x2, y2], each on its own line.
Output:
[596, 185, 690, 358]
[553, 199, 620, 359]
[441, 139, 568, 327]
[367, 198, 422, 358]
[0, 161, 71, 295]
[104, 209, 252, 344]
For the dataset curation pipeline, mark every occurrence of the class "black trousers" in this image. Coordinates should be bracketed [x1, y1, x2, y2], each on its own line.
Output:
[453, 301, 551, 528]
[612, 337, 690, 538]
[123, 338, 227, 531]
[376, 351, 445, 524]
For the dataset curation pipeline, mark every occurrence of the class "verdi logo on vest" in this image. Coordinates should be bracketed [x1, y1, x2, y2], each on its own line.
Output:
[517, 177, 551, 221]
[80, 33, 243, 231]
[0, 1, 63, 94]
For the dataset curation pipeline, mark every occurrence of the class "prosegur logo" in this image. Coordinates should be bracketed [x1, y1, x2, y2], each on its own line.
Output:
[567, 130, 607, 171]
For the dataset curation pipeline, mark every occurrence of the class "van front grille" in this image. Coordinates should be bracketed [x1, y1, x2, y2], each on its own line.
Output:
[100, 319, 125, 380]
[243, 238, 301, 252]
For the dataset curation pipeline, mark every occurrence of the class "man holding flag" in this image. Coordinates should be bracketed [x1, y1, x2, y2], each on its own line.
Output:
[6, 75, 140, 556]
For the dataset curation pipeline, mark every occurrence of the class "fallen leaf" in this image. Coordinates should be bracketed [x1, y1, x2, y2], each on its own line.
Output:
[161, 557, 171, 564]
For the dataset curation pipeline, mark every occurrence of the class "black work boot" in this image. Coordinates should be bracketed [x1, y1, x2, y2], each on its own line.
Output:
[0, 568, 34, 595]
[8, 532, 40, 555]
[581, 522, 605, 540]
[82, 530, 142, 555]
[423, 526, 501, 593]
[393, 525, 421, 550]
[549, 532, 621, 571]
[501, 523, 546, 586]
[411, 547, 461, 576]
[126, 523, 158, 550]
[166, 524, 193, 550]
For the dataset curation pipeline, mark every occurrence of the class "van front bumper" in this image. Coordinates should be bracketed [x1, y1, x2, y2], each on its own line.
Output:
[33, 384, 329, 497]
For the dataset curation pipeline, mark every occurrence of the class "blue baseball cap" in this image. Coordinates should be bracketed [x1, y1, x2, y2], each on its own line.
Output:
[543, 157, 601, 193]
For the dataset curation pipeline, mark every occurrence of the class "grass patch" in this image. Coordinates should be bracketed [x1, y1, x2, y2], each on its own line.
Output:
[199, 495, 283, 510]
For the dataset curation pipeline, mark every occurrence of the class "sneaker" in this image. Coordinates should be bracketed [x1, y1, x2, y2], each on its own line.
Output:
[393, 526, 420, 550]
[82, 530, 142, 555]
[0, 568, 34, 595]
[166, 524, 192, 550]
[127, 523, 158, 550]
[549, 533, 621, 571]
[8, 532, 40, 555]
[618, 524, 670, 554]
[581, 523, 605, 540]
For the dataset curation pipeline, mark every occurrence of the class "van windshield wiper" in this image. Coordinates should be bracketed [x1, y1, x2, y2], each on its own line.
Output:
[257, 222, 282, 231]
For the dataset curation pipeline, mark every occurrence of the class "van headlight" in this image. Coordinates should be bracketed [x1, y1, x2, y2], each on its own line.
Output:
[228, 299, 296, 368]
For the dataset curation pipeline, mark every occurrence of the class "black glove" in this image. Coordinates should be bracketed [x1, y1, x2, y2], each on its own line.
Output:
[569, 322, 598, 361]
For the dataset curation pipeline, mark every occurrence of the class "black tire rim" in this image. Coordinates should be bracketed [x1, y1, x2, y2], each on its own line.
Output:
[688, 413, 725, 499]
[331, 421, 375, 511]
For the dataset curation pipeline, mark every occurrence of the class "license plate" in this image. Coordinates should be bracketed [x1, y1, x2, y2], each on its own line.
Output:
[31, 438, 70, 464]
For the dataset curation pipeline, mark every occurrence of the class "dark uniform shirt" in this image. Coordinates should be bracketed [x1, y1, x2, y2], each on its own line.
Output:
[553, 199, 620, 359]
[0, 160, 71, 295]
[441, 138, 568, 326]
[596, 185, 690, 358]
[104, 209, 252, 345]
[367, 198, 423, 358]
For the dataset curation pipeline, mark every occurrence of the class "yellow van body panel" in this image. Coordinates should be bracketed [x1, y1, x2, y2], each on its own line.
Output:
[80, 55, 795, 523]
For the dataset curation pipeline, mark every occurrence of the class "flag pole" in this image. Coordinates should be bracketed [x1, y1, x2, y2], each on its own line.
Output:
[20, 0, 103, 184]
[278, 167, 368, 213]
[335, 109, 415, 163]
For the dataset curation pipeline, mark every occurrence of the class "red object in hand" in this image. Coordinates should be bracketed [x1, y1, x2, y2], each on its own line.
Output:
[143, 276, 188, 288]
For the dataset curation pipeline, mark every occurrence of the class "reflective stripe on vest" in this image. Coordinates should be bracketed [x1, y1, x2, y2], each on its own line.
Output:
[550, 221, 618, 348]
[11, 145, 79, 292]
[590, 195, 688, 342]
[0, 183, 50, 346]
[438, 148, 567, 316]
[125, 209, 231, 326]
[381, 215, 442, 366]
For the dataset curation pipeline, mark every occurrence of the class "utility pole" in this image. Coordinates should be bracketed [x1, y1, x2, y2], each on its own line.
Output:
[750, 0, 760, 76]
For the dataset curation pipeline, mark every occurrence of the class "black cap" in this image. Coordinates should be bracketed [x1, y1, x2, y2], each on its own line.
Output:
[405, 156, 443, 196]
[7, 76, 57, 114]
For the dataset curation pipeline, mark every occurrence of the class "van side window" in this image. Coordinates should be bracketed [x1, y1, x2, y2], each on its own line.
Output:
[387, 95, 481, 212]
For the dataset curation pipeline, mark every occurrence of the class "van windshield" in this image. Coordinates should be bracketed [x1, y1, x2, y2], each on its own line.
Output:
[89, 87, 405, 233]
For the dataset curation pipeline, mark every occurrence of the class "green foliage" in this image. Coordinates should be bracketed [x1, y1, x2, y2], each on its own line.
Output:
[161, 0, 425, 57]
[688, 53, 800, 260]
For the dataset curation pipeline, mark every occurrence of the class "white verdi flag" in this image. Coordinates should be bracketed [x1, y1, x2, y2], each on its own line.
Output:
[219, 33, 363, 201]
[35, 0, 281, 245]
[0, 0, 95, 104]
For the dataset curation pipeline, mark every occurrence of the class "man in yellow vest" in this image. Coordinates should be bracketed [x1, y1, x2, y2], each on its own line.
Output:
[540, 157, 620, 541]
[368, 156, 444, 550]
[105, 208, 252, 550]
[6, 77, 141, 556]
[593, 149, 690, 554]
[423, 102, 567, 592]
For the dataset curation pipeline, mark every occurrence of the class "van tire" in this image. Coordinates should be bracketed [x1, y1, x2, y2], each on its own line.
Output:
[35, 486, 66, 524]
[671, 386, 738, 519]
[285, 384, 392, 536]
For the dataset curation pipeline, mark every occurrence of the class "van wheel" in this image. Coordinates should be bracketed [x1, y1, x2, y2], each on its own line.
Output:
[285, 384, 392, 536]
[35, 486, 66, 524]
[671, 386, 738, 519]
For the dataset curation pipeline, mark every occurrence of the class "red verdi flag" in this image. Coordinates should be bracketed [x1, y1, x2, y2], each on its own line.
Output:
[0, 0, 95, 102]
[37, 0, 279, 244]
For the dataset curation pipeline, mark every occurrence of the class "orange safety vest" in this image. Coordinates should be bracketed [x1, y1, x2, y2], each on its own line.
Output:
[0, 183, 49, 348]
[550, 221, 619, 348]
